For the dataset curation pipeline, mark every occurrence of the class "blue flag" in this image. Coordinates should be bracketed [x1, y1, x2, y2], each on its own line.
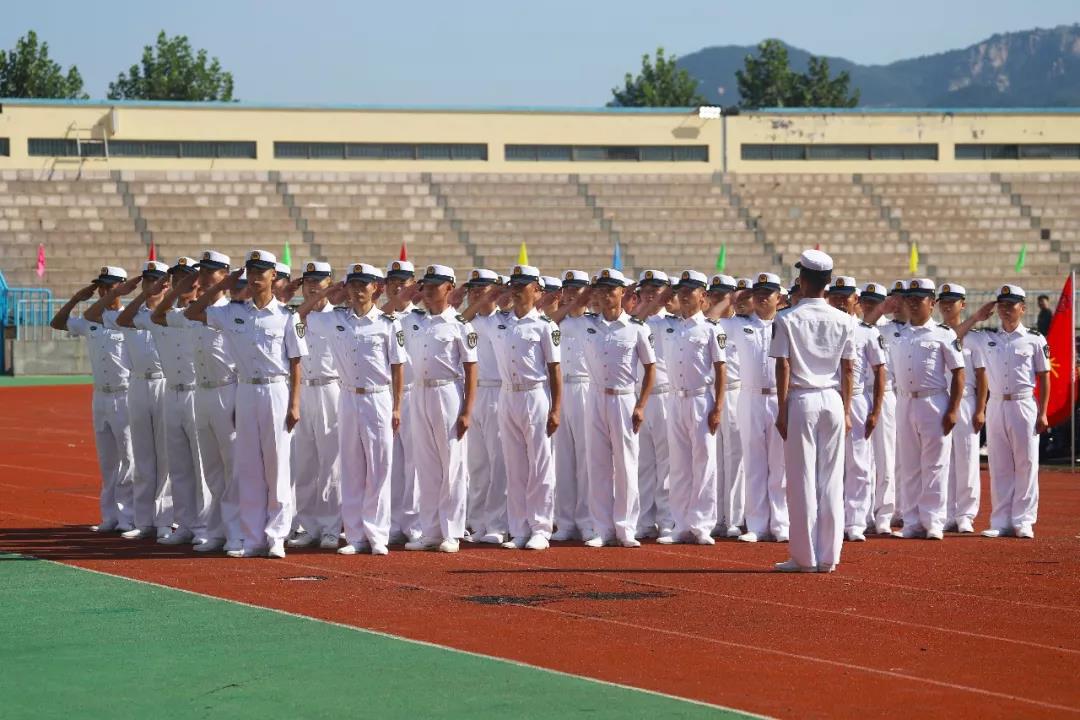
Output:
[612, 240, 623, 271]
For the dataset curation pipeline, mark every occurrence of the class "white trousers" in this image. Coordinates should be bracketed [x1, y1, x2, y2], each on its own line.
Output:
[986, 397, 1039, 530]
[947, 392, 981, 523]
[738, 388, 788, 538]
[390, 387, 421, 539]
[554, 378, 592, 537]
[233, 382, 293, 549]
[896, 393, 951, 534]
[292, 382, 342, 538]
[163, 387, 205, 535]
[196, 383, 239, 546]
[585, 392, 640, 543]
[467, 385, 508, 536]
[91, 390, 135, 527]
[339, 388, 393, 547]
[127, 378, 171, 530]
[667, 391, 718, 538]
[869, 389, 897, 531]
[413, 381, 468, 541]
[784, 388, 845, 569]
[637, 390, 672, 535]
[843, 393, 873, 533]
[499, 386, 555, 539]
[716, 385, 745, 533]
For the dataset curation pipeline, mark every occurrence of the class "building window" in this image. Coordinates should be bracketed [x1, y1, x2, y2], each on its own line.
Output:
[28, 138, 256, 159]
[0, 138, 8, 156]
[506, 144, 708, 162]
[956, 143, 1080, 160]
[274, 142, 488, 161]
[742, 143, 937, 161]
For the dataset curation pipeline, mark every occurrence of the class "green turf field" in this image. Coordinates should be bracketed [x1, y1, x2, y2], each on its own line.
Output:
[0, 375, 92, 387]
[0, 554, 747, 719]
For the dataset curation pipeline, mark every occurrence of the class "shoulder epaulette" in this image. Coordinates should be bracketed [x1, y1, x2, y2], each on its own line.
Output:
[540, 314, 553, 323]
[381, 312, 396, 322]
[735, 313, 750, 319]
[411, 308, 425, 315]
[860, 321, 873, 328]
[629, 317, 645, 325]
[497, 309, 511, 316]
[455, 314, 467, 323]
[937, 323, 952, 331]
[286, 305, 297, 314]
[584, 311, 598, 318]
[706, 318, 720, 325]
[986, 327, 999, 333]
[1028, 328, 1042, 336]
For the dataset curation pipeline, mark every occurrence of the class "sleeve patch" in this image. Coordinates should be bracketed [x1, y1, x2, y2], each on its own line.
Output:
[396, 330, 405, 347]
[717, 332, 727, 349]
[466, 331, 478, 349]
[552, 329, 561, 347]
[295, 322, 306, 339]
[1043, 344, 1051, 358]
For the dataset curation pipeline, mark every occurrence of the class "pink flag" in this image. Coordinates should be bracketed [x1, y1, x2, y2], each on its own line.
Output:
[36, 244, 46, 278]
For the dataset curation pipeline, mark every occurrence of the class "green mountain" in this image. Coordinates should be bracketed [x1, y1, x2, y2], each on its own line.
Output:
[676, 24, 1080, 107]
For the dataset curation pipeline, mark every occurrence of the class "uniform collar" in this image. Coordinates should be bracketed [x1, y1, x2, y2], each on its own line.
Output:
[348, 304, 381, 322]
[510, 307, 540, 321]
[431, 306, 458, 322]
[211, 296, 231, 308]
[1003, 322, 1026, 337]
[250, 298, 284, 314]
[908, 318, 935, 331]
[680, 311, 705, 323]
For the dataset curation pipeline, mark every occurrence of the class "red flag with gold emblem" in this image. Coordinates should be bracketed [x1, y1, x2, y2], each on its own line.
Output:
[1042, 274, 1076, 427]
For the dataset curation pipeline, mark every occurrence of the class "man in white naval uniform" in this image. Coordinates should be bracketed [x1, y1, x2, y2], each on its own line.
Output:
[299, 263, 406, 556]
[891, 278, 965, 541]
[857, 283, 898, 535]
[287, 261, 343, 551]
[457, 268, 509, 544]
[730, 272, 789, 544]
[771, 250, 856, 574]
[85, 262, 172, 540]
[974, 285, 1049, 539]
[51, 267, 136, 533]
[706, 274, 745, 539]
[186, 250, 307, 559]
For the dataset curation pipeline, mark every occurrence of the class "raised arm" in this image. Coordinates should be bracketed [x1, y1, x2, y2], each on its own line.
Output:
[84, 276, 141, 324]
[547, 287, 592, 325]
[50, 284, 96, 331]
[296, 281, 341, 320]
[154, 271, 198, 326]
[955, 301, 996, 340]
[185, 270, 241, 324]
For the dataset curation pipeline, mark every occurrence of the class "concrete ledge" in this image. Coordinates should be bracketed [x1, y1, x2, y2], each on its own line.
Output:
[12, 340, 91, 375]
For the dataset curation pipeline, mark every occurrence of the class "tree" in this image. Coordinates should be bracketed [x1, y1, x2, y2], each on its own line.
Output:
[108, 31, 234, 101]
[610, 47, 706, 107]
[736, 39, 860, 108]
[0, 31, 86, 99]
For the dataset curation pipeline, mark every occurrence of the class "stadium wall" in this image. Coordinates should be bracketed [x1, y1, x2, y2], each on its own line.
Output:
[2, 99, 1080, 174]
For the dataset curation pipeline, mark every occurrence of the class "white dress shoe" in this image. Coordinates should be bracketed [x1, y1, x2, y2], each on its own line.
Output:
[158, 529, 194, 545]
[737, 532, 759, 543]
[193, 539, 225, 553]
[620, 538, 642, 548]
[583, 536, 606, 548]
[438, 538, 460, 553]
[287, 533, 317, 548]
[226, 548, 246, 558]
[774, 559, 816, 573]
[501, 536, 528, 550]
[91, 520, 119, 533]
[371, 543, 389, 556]
[982, 527, 1014, 538]
[692, 531, 715, 545]
[956, 518, 975, 534]
[525, 534, 549, 551]
[268, 541, 286, 559]
[725, 526, 742, 538]
[816, 563, 836, 573]
[405, 537, 440, 551]
[926, 528, 944, 540]
[477, 532, 506, 544]
[1016, 525, 1035, 539]
[121, 527, 155, 540]
[337, 543, 370, 555]
[319, 534, 340, 550]
[845, 530, 866, 542]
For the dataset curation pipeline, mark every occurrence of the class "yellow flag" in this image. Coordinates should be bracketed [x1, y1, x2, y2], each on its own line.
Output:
[517, 242, 529, 265]
[908, 243, 919, 274]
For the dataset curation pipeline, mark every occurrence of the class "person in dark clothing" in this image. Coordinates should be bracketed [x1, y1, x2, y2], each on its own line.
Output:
[1037, 295, 1053, 336]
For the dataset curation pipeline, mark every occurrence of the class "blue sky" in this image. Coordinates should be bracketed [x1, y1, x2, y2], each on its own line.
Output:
[4, 0, 1078, 106]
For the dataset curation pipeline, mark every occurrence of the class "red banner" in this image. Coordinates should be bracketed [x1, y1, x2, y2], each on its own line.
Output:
[1043, 274, 1076, 427]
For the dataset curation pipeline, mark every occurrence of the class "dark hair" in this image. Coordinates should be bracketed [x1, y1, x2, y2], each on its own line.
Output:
[1038, 295, 1050, 302]
[799, 267, 831, 292]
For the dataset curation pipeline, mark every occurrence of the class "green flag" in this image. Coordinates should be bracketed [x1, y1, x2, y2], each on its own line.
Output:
[282, 240, 292, 267]
[1014, 243, 1026, 273]
[715, 244, 727, 272]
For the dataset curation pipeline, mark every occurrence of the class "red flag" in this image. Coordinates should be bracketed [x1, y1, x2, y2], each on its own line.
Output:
[1042, 274, 1076, 427]
[399, 242, 408, 261]
[35, 244, 46, 278]
[148, 242, 157, 261]
[814, 243, 821, 251]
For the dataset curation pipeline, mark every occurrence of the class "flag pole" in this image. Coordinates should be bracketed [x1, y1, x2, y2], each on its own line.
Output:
[1072, 269, 1076, 474]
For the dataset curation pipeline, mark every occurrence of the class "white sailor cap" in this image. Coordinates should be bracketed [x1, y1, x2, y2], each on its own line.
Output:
[465, 268, 499, 286]
[708, 274, 737, 292]
[540, 275, 563, 291]
[346, 262, 383, 283]
[828, 276, 858, 295]
[735, 277, 753, 290]
[860, 282, 887, 301]
[562, 269, 590, 288]
[198, 250, 230, 270]
[889, 279, 908, 296]
[509, 265, 541, 286]
[795, 248, 834, 272]
[170, 256, 199, 275]
[421, 264, 456, 284]
[753, 272, 783, 292]
[302, 261, 332, 279]
[675, 269, 708, 290]
[937, 283, 966, 300]
[779, 285, 789, 297]
[906, 278, 936, 297]
[638, 269, 670, 287]
[594, 268, 628, 288]
[95, 265, 127, 285]
[274, 263, 291, 279]
[141, 260, 169, 278]
[386, 260, 415, 279]
[498, 274, 511, 285]
[245, 250, 277, 271]
[997, 284, 1027, 303]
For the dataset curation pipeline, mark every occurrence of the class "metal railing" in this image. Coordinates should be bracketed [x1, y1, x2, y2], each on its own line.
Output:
[13, 298, 89, 341]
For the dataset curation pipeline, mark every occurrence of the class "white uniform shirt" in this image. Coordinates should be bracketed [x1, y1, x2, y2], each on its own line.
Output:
[134, 308, 197, 387]
[729, 313, 775, 390]
[890, 319, 964, 394]
[306, 305, 406, 387]
[103, 307, 162, 378]
[974, 324, 1049, 394]
[581, 312, 656, 389]
[769, 298, 856, 390]
[206, 299, 307, 380]
[68, 315, 131, 389]
[662, 312, 725, 391]
[296, 304, 340, 381]
[716, 316, 744, 387]
[168, 296, 236, 385]
[558, 313, 592, 379]
[853, 321, 887, 392]
[394, 304, 421, 385]
[879, 319, 906, 390]
[959, 329, 988, 392]
[404, 307, 477, 382]
[469, 311, 504, 382]
[491, 308, 560, 385]
[635, 311, 674, 387]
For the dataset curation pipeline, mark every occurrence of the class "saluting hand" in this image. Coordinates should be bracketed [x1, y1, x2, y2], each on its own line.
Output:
[448, 285, 468, 308]
[115, 276, 142, 296]
[73, 284, 97, 302]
